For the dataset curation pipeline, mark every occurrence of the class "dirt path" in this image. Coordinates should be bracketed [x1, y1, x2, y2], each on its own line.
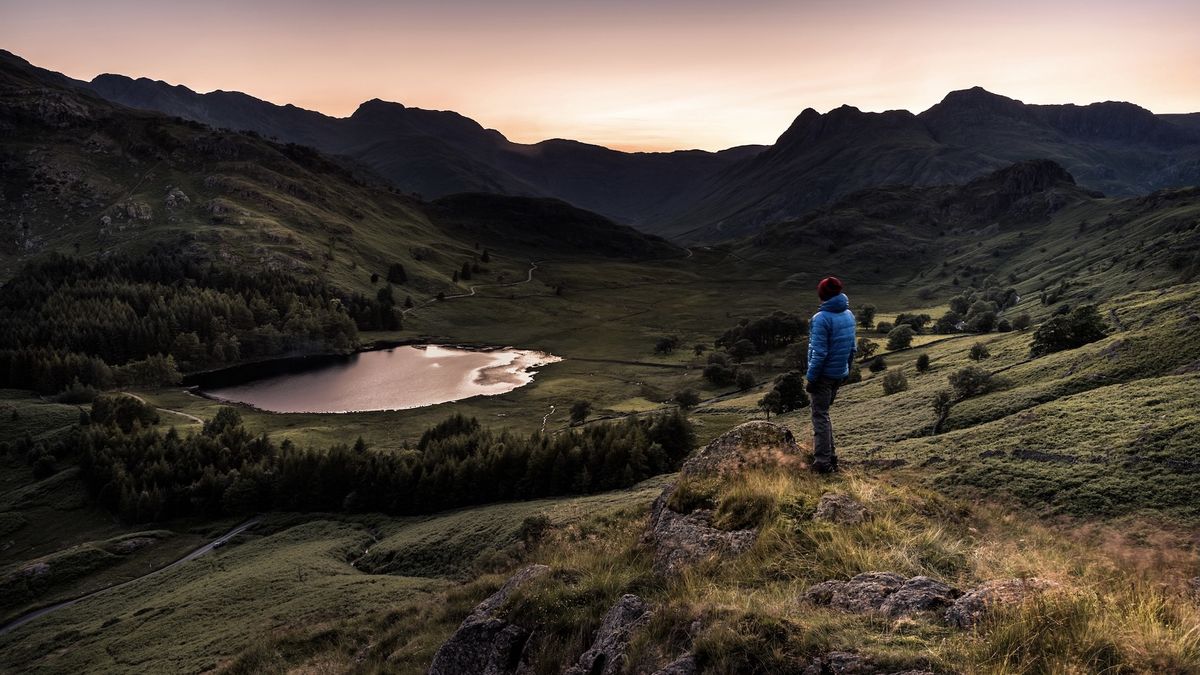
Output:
[120, 391, 204, 425]
[0, 518, 260, 637]
[402, 260, 540, 317]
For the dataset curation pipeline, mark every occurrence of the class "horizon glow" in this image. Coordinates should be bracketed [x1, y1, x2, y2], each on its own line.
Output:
[2, 0, 1198, 151]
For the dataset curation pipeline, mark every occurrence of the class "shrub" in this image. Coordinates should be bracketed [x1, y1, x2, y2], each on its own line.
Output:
[1013, 313, 1033, 331]
[969, 343, 990, 361]
[876, 321, 893, 334]
[915, 353, 931, 372]
[931, 389, 954, 433]
[1030, 305, 1107, 357]
[735, 369, 756, 390]
[949, 366, 995, 399]
[886, 325, 915, 350]
[868, 356, 888, 373]
[965, 311, 997, 333]
[569, 400, 591, 424]
[881, 370, 908, 395]
[996, 318, 1013, 332]
[673, 389, 701, 410]
[729, 338, 757, 362]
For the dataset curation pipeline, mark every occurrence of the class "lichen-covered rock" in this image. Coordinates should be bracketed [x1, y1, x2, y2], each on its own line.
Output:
[645, 491, 756, 576]
[830, 572, 906, 613]
[803, 579, 846, 605]
[944, 578, 1059, 629]
[565, 594, 652, 675]
[680, 421, 802, 478]
[879, 576, 960, 618]
[652, 653, 698, 675]
[813, 493, 869, 524]
[427, 564, 549, 675]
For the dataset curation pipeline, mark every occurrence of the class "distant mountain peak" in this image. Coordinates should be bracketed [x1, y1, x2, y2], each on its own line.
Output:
[928, 87, 1027, 115]
[351, 98, 407, 116]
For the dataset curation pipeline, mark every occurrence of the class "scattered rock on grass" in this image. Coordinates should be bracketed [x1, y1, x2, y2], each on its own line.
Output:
[813, 493, 869, 524]
[652, 653, 698, 675]
[805, 573, 960, 619]
[427, 564, 549, 675]
[944, 578, 1060, 629]
[565, 594, 652, 675]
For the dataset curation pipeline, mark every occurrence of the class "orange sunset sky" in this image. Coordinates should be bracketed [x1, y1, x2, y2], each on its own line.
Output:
[2, 0, 1198, 152]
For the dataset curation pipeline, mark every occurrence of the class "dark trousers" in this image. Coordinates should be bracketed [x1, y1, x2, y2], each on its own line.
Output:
[810, 376, 842, 469]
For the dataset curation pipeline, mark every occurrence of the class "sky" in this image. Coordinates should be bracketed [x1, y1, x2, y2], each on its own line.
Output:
[2, 0, 1198, 151]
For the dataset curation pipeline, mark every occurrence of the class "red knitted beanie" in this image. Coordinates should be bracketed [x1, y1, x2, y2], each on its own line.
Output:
[817, 276, 843, 301]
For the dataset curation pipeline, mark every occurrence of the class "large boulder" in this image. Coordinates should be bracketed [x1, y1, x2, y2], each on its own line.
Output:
[427, 564, 549, 675]
[680, 421, 803, 477]
[944, 578, 1060, 629]
[565, 594, 652, 675]
[805, 573, 960, 619]
[813, 493, 869, 524]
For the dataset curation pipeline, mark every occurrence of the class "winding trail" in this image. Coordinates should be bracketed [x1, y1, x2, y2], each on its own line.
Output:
[541, 404, 556, 432]
[0, 518, 260, 637]
[120, 391, 204, 425]
[402, 260, 540, 317]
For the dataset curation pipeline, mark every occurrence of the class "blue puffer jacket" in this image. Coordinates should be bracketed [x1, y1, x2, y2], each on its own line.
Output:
[807, 293, 857, 381]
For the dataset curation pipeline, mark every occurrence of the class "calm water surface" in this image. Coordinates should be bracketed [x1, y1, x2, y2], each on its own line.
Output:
[202, 345, 561, 413]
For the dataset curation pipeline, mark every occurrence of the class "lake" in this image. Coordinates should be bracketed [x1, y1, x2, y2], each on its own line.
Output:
[199, 345, 561, 413]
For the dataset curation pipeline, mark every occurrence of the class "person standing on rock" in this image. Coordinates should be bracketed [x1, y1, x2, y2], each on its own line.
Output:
[806, 276, 857, 473]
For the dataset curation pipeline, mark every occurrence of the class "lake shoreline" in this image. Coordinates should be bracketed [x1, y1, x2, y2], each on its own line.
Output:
[187, 344, 561, 414]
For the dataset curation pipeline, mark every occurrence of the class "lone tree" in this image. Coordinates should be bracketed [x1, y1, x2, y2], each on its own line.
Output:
[673, 389, 701, 410]
[1030, 305, 1107, 357]
[1013, 313, 1033, 331]
[654, 336, 681, 355]
[758, 390, 783, 419]
[569, 400, 592, 425]
[767, 371, 809, 412]
[387, 263, 407, 284]
[931, 389, 954, 434]
[858, 304, 877, 329]
[868, 356, 888, 373]
[969, 343, 991, 361]
[857, 337, 879, 360]
[949, 366, 995, 399]
[887, 325, 915, 351]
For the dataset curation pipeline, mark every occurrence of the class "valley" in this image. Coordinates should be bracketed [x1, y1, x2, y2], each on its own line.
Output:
[1, 46, 1199, 675]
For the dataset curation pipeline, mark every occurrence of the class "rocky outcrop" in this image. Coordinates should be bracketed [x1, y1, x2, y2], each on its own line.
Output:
[679, 421, 802, 478]
[427, 564, 549, 675]
[813, 493, 869, 524]
[644, 422, 800, 576]
[944, 578, 1059, 629]
[564, 594, 652, 675]
[805, 572, 960, 620]
[644, 491, 757, 576]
